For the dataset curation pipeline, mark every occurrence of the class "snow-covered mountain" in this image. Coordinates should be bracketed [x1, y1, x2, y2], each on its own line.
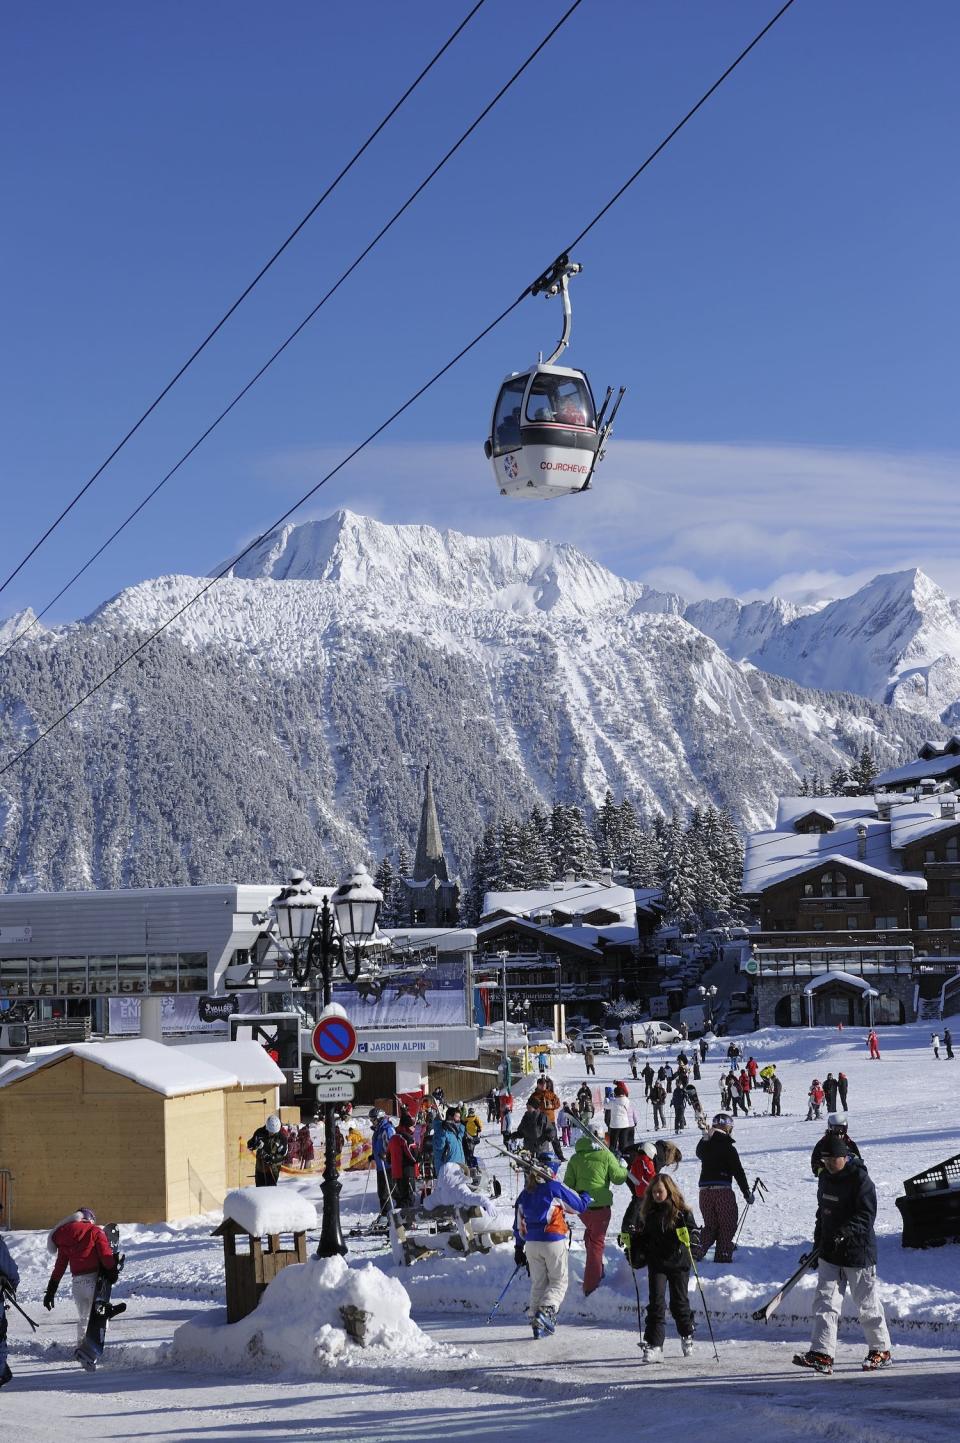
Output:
[0, 512, 944, 891]
[694, 569, 960, 723]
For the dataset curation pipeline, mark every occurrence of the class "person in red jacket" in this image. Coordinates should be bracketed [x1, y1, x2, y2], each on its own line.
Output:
[746, 1057, 759, 1085]
[44, 1209, 121, 1344]
[867, 1029, 881, 1060]
[739, 1068, 752, 1110]
[387, 1111, 420, 1207]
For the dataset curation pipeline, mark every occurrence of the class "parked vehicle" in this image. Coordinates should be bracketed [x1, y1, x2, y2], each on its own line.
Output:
[570, 1029, 610, 1054]
[729, 990, 753, 1013]
[634, 1021, 682, 1047]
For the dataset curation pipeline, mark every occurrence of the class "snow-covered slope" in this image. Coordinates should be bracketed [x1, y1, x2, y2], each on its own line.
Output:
[0, 513, 944, 889]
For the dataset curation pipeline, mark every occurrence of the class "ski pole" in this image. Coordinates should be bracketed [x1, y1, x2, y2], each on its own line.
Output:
[354, 1150, 373, 1227]
[2, 1290, 39, 1333]
[732, 1175, 766, 1250]
[487, 1263, 523, 1323]
[677, 1226, 719, 1364]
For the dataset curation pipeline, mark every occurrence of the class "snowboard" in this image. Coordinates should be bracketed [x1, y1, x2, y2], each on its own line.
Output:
[75, 1225, 125, 1371]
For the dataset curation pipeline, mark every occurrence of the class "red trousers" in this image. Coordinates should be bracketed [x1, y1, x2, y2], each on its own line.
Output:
[582, 1206, 611, 1294]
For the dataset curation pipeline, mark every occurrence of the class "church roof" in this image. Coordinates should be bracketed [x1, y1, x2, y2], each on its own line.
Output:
[412, 763, 450, 883]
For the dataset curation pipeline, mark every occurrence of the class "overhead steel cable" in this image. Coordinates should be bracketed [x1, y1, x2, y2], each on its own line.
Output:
[0, 0, 489, 603]
[0, 0, 585, 665]
[0, 0, 798, 780]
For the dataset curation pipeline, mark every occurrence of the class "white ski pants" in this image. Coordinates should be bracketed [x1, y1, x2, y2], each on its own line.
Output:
[525, 1241, 569, 1315]
[72, 1272, 98, 1344]
[810, 1261, 890, 1357]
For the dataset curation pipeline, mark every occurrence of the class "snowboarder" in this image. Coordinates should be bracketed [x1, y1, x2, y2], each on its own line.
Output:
[636, 1173, 698, 1363]
[837, 1071, 849, 1108]
[641, 1061, 655, 1099]
[945, 1028, 954, 1060]
[511, 1097, 564, 1160]
[693, 1114, 753, 1264]
[823, 1073, 839, 1111]
[931, 1032, 941, 1060]
[650, 1080, 667, 1132]
[671, 1081, 688, 1132]
[44, 1209, 121, 1346]
[811, 1113, 862, 1176]
[0, 1230, 19, 1389]
[583, 1046, 596, 1076]
[607, 1082, 637, 1154]
[247, 1114, 287, 1187]
[513, 1152, 590, 1337]
[793, 1135, 891, 1374]
[867, 1028, 881, 1060]
[563, 1119, 628, 1294]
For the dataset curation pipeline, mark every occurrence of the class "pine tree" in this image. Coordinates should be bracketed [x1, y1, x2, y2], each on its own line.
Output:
[517, 813, 553, 886]
[852, 744, 878, 792]
[592, 789, 619, 868]
[374, 855, 404, 928]
[464, 825, 503, 923]
[828, 766, 850, 795]
[659, 811, 698, 928]
[550, 803, 600, 878]
[498, 816, 527, 890]
[798, 774, 810, 796]
[396, 840, 412, 881]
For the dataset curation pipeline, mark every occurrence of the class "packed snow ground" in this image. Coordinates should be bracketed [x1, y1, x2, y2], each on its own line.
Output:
[2, 1020, 958, 1439]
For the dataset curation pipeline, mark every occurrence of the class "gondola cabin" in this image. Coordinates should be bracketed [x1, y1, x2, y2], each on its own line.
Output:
[486, 364, 598, 499]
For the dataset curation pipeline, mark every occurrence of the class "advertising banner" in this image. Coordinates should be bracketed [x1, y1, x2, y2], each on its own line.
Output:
[338, 960, 467, 1029]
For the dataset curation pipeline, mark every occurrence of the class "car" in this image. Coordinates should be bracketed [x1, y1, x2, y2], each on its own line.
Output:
[570, 1030, 610, 1054]
[729, 990, 753, 1013]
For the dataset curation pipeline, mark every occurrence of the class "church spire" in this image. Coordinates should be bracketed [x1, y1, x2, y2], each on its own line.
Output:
[413, 763, 449, 882]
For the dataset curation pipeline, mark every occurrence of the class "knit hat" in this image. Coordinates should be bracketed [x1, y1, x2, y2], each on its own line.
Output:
[640, 1142, 657, 1159]
[822, 1133, 848, 1158]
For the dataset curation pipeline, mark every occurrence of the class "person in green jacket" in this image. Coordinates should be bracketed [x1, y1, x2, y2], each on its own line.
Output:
[564, 1120, 629, 1294]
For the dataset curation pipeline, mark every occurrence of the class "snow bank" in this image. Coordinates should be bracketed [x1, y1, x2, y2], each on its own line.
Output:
[171, 1255, 440, 1372]
[422, 1164, 497, 1216]
[222, 1188, 317, 1236]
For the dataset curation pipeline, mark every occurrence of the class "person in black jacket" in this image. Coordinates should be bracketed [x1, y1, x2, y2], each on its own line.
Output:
[511, 1098, 564, 1160]
[794, 1136, 891, 1374]
[640, 1061, 655, 1099]
[635, 1173, 698, 1362]
[246, 1115, 287, 1186]
[810, 1113, 862, 1177]
[692, 1113, 753, 1262]
[823, 1073, 840, 1111]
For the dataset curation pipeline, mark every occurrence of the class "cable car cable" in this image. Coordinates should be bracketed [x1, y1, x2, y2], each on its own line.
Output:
[0, 0, 490, 604]
[0, 0, 797, 778]
[0, 0, 585, 666]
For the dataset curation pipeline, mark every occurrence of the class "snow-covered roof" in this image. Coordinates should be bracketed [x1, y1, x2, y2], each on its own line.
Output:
[775, 796, 877, 828]
[875, 752, 960, 787]
[383, 927, 477, 953]
[481, 880, 636, 924]
[743, 810, 927, 894]
[803, 971, 878, 996]
[888, 796, 960, 851]
[222, 1187, 317, 1236]
[0, 1039, 263, 1097]
[173, 1041, 285, 1087]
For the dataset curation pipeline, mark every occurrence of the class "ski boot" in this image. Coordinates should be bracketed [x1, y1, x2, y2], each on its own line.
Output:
[862, 1350, 892, 1371]
[74, 1350, 98, 1373]
[641, 1343, 663, 1364]
[792, 1350, 833, 1375]
[533, 1306, 557, 1336]
[0, 1363, 13, 1389]
[681, 1336, 695, 1357]
[531, 1318, 542, 1340]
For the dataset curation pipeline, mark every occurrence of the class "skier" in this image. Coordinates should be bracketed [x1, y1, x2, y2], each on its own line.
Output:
[511, 1097, 564, 1161]
[931, 1032, 941, 1060]
[607, 1082, 637, 1154]
[583, 1045, 596, 1076]
[0, 1230, 19, 1389]
[247, 1114, 287, 1186]
[636, 1174, 698, 1362]
[487, 1087, 499, 1123]
[811, 1113, 862, 1177]
[463, 1107, 483, 1181]
[739, 1068, 752, 1111]
[945, 1028, 954, 1060]
[499, 1088, 514, 1141]
[837, 1071, 849, 1108]
[563, 1119, 628, 1294]
[770, 1071, 783, 1117]
[387, 1110, 420, 1207]
[640, 1060, 655, 1099]
[746, 1056, 759, 1085]
[693, 1114, 753, 1264]
[650, 1079, 667, 1132]
[371, 1109, 396, 1211]
[629, 1050, 639, 1081]
[867, 1028, 881, 1060]
[823, 1073, 840, 1111]
[793, 1136, 891, 1374]
[729, 1072, 748, 1118]
[434, 1107, 467, 1171]
[671, 1081, 688, 1132]
[806, 1079, 825, 1121]
[44, 1209, 122, 1346]
[513, 1152, 590, 1337]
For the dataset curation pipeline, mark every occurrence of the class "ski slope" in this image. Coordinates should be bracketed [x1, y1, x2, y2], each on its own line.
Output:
[1, 1020, 958, 1440]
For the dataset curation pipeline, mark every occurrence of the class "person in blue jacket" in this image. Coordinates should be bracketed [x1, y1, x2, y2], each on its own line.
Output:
[513, 1151, 590, 1338]
[0, 1230, 20, 1388]
[433, 1107, 467, 1170]
[370, 1109, 396, 1213]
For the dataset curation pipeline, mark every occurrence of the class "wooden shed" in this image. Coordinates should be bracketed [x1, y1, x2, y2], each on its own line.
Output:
[175, 1041, 286, 1190]
[0, 1039, 282, 1228]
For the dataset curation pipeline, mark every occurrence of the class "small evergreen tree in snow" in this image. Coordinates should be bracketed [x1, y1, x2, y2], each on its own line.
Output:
[852, 744, 878, 792]
[550, 803, 600, 878]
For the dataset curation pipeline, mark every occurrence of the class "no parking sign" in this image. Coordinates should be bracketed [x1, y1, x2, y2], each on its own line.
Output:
[311, 1014, 358, 1064]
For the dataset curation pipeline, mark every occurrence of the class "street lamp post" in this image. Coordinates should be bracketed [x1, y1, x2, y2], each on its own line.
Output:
[271, 867, 382, 1259]
[698, 984, 718, 1030]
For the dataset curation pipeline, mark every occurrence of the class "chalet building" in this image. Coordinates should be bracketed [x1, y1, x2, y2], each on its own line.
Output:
[399, 764, 460, 928]
[874, 736, 960, 793]
[475, 878, 663, 1024]
[742, 781, 960, 1027]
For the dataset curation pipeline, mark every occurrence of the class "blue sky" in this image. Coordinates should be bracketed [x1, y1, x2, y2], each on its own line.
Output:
[4, 0, 960, 622]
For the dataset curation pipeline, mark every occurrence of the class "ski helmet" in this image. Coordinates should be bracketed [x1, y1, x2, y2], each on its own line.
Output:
[826, 1111, 848, 1130]
[641, 1142, 657, 1159]
[711, 1113, 734, 1131]
[265, 1114, 281, 1134]
[368, 1107, 379, 1121]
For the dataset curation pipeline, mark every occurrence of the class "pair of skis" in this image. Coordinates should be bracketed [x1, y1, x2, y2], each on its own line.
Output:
[752, 1248, 819, 1322]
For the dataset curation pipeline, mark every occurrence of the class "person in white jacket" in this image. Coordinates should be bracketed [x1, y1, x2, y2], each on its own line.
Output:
[607, 1082, 637, 1155]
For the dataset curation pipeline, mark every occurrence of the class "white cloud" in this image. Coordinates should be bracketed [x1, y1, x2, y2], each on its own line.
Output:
[254, 436, 960, 604]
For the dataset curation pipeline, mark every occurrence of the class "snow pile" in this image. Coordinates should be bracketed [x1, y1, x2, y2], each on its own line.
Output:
[171, 1255, 441, 1372]
[222, 1188, 317, 1236]
[422, 1165, 497, 1216]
